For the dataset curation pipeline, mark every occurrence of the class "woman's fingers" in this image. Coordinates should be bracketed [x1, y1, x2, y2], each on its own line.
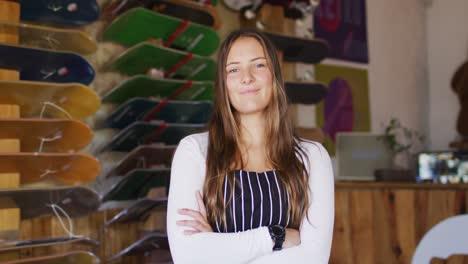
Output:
[183, 230, 199, 235]
[176, 191, 213, 235]
[176, 219, 211, 232]
[178, 208, 206, 223]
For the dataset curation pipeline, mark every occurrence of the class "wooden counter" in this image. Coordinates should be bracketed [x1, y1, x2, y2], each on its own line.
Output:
[330, 181, 468, 264]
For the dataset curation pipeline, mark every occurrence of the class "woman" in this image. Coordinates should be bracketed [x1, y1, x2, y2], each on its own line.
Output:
[167, 28, 334, 263]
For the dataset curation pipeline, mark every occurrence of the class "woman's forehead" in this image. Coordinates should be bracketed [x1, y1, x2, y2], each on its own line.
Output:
[226, 37, 267, 62]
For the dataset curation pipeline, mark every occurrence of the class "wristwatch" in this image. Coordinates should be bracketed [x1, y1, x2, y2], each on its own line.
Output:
[268, 225, 286, 251]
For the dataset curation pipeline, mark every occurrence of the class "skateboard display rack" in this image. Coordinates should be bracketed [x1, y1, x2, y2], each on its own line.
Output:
[0, 0, 101, 263]
[94, 1, 221, 261]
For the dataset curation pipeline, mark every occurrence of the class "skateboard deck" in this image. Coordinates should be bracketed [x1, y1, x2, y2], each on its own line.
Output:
[0, 80, 100, 119]
[192, 0, 217, 5]
[0, 119, 92, 152]
[2, 250, 100, 264]
[265, 32, 328, 64]
[285, 81, 327, 104]
[100, 121, 205, 152]
[102, 7, 219, 56]
[106, 145, 175, 177]
[20, 0, 100, 26]
[451, 61, 468, 137]
[0, 21, 97, 55]
[0, 186, 100, 219]
[103, 98, 213, 129]
[224, 0, 311, 19]
[0, 153, 100, 185]
[103, 168, 170, 201]
[0, 44, 95, 85]
[0, 237, 99, 251]
[105, 197, 167, 226]
[106, 42, 216, 81]
[102, 75, 213, 104]
[103, 0, 221, 29]
[108, 232, 169, 262]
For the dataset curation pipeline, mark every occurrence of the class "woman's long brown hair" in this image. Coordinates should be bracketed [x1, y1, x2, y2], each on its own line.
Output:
[204, 28, 310, 230]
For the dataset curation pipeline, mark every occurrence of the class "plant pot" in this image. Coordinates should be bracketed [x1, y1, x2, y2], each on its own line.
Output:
[374, 168, 415, 182]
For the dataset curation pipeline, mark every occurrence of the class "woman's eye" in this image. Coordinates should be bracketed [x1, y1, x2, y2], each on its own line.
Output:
[227, 68, 238, 73]
[256, 63, 266, 68]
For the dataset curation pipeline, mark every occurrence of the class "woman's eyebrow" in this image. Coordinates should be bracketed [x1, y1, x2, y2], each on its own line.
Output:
[226, 57, 266, 66]
[226, 61, 239, 66]
[251, 57, 266, 62]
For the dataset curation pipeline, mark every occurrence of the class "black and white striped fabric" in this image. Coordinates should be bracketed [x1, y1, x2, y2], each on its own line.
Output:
[214, 169, 290, 233]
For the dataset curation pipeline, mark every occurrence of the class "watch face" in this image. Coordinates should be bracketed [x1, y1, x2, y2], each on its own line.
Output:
[271, 225, 284, 236]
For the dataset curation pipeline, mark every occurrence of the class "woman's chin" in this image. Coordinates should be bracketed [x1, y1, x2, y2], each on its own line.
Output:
[235, 107, 266, 116]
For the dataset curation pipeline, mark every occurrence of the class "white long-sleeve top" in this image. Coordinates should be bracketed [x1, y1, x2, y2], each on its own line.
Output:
[167, 132, 335, 264]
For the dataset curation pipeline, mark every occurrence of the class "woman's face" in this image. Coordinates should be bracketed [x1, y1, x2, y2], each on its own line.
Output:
[225, 37, 273, 116]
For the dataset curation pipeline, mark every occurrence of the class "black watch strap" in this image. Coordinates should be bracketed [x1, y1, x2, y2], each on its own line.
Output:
[268, 225, 286, 251]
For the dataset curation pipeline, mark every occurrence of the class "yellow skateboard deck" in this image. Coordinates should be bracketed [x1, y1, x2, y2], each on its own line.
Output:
[0, 21, 97, 55]
[0, 80, 100, 119]
[0, 119, 92, 152]
[0, 153, 100, 185]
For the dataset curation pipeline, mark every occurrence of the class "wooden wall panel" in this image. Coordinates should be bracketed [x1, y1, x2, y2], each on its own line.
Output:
[331, 191, 352, 264]
[394, 190, 416, 263]
[350, 190, 374, 264]
[374, 190, 399, 264]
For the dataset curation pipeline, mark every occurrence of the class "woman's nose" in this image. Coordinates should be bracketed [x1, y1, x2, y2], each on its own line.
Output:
[241, 69, 254, 85]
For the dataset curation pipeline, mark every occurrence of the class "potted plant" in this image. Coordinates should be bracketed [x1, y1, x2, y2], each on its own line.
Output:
[375, 118, 425, 181]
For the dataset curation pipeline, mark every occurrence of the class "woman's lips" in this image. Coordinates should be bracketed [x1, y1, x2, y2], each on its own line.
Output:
[240, 88, 260, 94]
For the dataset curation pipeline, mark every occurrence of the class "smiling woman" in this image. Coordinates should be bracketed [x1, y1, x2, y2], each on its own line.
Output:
[225, 37, 273, 115]
[167, 28, 335, 264]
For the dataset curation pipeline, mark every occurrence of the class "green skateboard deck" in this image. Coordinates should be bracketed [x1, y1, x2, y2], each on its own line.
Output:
[0, 80, 100, 119]
[193, 0, 218, 5]
[103, 0, 222, 29]
[2, 250, 100, 264]
[0, 119, 92, 152]
[102, 7, 219, 56]
[106, 43, 216, 81]
[103, 98, 213, 129]
[104, 197, 167, 226]
[0, 237, 99, 252]
[0, 21, 97, 55]
[0, 186, 100, 219]
[102, 168, 170, 201]
[0, 153, 100, 185]
[100, 121, 204, 152]
[102, 75, 213, 104]
[106, 145, 175, 178]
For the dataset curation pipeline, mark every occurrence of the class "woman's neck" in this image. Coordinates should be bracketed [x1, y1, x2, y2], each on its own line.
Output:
[239, 112, 266, 149]
[232, 112, 273, 171]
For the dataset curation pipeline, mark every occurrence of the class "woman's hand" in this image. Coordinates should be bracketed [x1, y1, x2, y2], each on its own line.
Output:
[283, 228, 301, 249]
[176, 191, 213, 235]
